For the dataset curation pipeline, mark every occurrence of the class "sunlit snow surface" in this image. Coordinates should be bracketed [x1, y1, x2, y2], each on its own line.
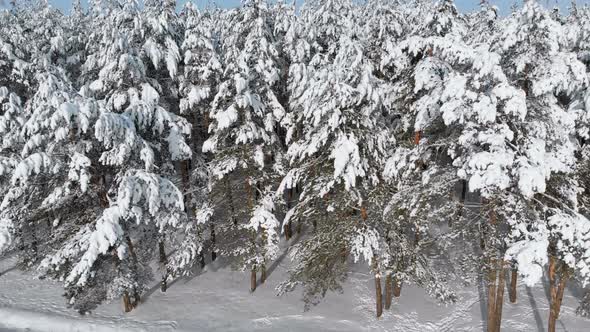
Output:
[0, 251, 588, 332]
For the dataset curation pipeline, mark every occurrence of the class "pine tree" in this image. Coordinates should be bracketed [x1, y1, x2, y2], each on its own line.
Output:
[202, 0, 285, 291]
[278, 1, 393, 314]
[34, 0, 192, 313]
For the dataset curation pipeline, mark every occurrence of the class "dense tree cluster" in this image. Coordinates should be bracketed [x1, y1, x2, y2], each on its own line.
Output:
[1, 0, 590, 330]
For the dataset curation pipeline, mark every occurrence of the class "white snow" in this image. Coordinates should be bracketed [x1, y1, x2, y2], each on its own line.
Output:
[1, 254, 589, 332]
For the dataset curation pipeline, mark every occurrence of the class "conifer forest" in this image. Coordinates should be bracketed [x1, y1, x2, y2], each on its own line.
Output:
[1, 0, 590, 331]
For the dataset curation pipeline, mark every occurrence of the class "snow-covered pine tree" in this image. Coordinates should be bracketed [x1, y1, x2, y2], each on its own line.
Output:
[173, 2, 222, 270]
[35, 0, 192, 313]
[63, 0, 88, 85]
[278, 0, 393, 315]
[0, 6, 31, 223]
[202, 0, 285, 291]
[377, 0, 468, 311]
[258, 0, 303, 242]
[0, 87, 25, 257]
[279, 0, 352, 241]
[0, 1, 95, 270]
[139, 0, 189, 293]
[455, 2, 589, 331]
[465, 0, 499, 46]
[563, 1, 590, 321]
[0, 6, 30, 97]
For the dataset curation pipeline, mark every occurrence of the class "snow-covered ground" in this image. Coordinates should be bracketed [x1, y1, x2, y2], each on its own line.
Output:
[0, 251, 588, 332]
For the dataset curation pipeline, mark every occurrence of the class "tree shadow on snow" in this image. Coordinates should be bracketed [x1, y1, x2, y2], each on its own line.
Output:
[477, 270, 487, 332]
[259, 231, 302, 287]
[526, 286, 545, 332]
[0, 263, 18, 277]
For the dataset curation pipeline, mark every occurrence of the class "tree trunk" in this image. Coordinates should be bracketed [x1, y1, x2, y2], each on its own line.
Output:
[99, 175, 109, 208]
[210, 223, 217, 261]
[548, 254, 558, 332]
[114, 246, 135, 313]
[199, 251, 206, 269]
[487, 260, 497, 332]
[549, 254, 557, 300]
[509, 268, 517, 303]
[125, 236, 140, 307]
[494, 264, 506, 332]
[123, 291, 133, 313]
[393, 276, 402, 297]
[287, 188, 293, 208]
[180, 160, 191, 213]
[375, 273, 383, 318]
[548, 306, 557, 332]
[549, 268, 569, 332]
[126, 236, 138, 262]
[159, 240, 168, 292]
[284, 221, 292, 241]
[250, 267, 257, 292]
[385, 273, 393, 310]
[555, 272, 568, 320]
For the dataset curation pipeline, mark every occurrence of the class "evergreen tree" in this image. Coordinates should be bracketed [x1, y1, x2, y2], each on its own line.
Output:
[202, 0, 285, 291]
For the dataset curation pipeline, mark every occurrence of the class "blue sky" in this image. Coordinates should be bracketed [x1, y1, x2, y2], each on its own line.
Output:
[1, 0, 589, 16]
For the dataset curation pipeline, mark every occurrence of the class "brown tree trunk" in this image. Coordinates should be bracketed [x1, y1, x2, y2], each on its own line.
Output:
[126, 236, 138, 262]
[414, 131, 421, 145]
[123, 291, 133, 313]
[250, 267, 257, 292]
[487, 259, 497, 332]
[113, 246, 135, 313]
[159, 240, 168, 292]
[494, 264, 506, 332]
[548, 254, 558, 332]
[375, 273, 383, 318]
[125, 236, 140, 306]
[385, 273, 393, 310]
[99, 175, 109, 208]
[210, 223, 217, 261]
[287, 188, 293, 208]
[284, 221, 292, 241]
[555, 272, 568, 319]
[199, 251, 206, 269]
[509, 268, 517, 303]
[393, 276, 402, 297]
[549, 254, 557, 300]
[555, 273, 568, 318]
[548, 307, 557, 332]
[180, 160, 191, 213]
[549, 267, 569, 332]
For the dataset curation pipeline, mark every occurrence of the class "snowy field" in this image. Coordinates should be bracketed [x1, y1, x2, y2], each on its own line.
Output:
[1, 251, 588, 332]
